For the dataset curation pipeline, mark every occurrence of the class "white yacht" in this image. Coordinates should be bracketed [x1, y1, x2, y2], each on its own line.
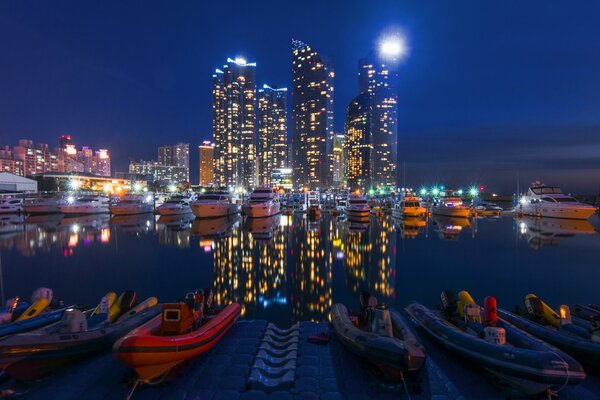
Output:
[517, 183, 597, 220]
[110, 194, 154, 216]
[243, 187, 280, 218]
[431, 196, 471, 218]
[344, 195, 371, 221]
[392, 195, 427, 218]
[307, 191, 321, 218]
[156, 194, 194, 216]
[0, 198, 23, 214]
[190, 191, 240, 219]
[59, 195, 110, 215]
[23, 194, 65, 214]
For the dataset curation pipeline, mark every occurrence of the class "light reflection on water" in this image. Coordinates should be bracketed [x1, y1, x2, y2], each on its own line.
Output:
[0, 212, 598, 327]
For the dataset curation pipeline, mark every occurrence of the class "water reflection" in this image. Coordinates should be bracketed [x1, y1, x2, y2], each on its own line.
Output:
[393, 216, 427, 240]
[432, 216, 473, 241]
[516, 217, 596, 249]
[157, 213, 194, 248]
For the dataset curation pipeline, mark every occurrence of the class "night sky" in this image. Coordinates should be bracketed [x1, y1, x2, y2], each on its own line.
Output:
[1, 1, 599, 193]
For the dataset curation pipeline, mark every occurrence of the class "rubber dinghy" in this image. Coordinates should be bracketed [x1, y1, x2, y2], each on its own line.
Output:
[330, 292, 425, 377]
[405, 291, 586, 395]
[0, 290, 160, 381]
[499, 294, 600, 369]
[113, 289, 241, 384]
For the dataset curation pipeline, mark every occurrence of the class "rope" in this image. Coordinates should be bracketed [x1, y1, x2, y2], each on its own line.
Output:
[400, 371, 412, 400]
[549, 349, 570, 395]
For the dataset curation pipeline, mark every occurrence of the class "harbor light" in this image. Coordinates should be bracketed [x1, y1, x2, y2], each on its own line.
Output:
[457, 189, 464, 195]
[67, 195, 75, 204]
[419, 188, 427, 196]
[431, 188, 440, 196]
[69, 179, 80, 190]
[469, 187, 479, 197]
[133, 182, 142, 192]
[168, 184, 177, 193]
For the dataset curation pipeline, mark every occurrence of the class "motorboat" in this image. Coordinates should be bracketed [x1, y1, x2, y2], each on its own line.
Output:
[110, 195, 154, 216]
[113, 290, 240, 384]
[243, 187, 280, 218]
[190, 190, 239, 219]
[516, 182, 597, 220]
[431, 196, 470, 218]
[307, 191, 321, 219]
[156, 194, 194, 216]
[344, 194, 370, 222]
[474, 201, 502, 216]
[0, 198, 23, 214]
[406, 291, 586, 395]
[23, 194, 65, 214]
[392, 195, 427, 218]
[59, 195, 110, 215]
[330, 294, 425, 379]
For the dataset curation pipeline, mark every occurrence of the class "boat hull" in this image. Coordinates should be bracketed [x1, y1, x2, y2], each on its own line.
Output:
[156, 205, 191, 216]
[518, 204, 596, 220]
[190, 203, 239, 219]
[59, 206, 110, 215]
[432, 206, 470, 218]
[245, 203, 280, 218]
[23, 204, 61, 214]
[110, 205, 154, 216]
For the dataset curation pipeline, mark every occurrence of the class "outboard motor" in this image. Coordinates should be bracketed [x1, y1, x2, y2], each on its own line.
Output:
[483, 326, 506, 345]
[59, 308, 88, 333]
[0, 297, 19, 324]
[559, 305, 572, 326]
[440, 290, 457, 315]
[525, 296, 545, 323]
[371, 307, 393, 338]
[31, 287, 53, 304]
[483, 296, 498, 327]
[119, 290, 137, 314]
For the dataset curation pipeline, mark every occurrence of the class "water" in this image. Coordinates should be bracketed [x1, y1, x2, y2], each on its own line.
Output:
[0, 212, 599, 328]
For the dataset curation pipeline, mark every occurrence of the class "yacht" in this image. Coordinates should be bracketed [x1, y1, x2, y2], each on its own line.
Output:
[23, 194, 65, 214]
[59, 195, 110, 215]
[344, 194, 371, 222]
[243, 187, 280, 218]
[474, 201, 503, 216]
[156, 194, 194, 216]
[393, 195, 428, 218]
[190, 190, 239, 219]
[517, 183, 597, 220]
[0, 198, 23, 214]
[110, 195, 154, 216]
[431, 196, 471, 218]
[307, 191, 321, 218]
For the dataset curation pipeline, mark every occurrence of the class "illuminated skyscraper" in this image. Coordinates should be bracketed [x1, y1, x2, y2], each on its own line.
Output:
[345, 93, 372, 191]
[332, 133, 345, 189]
[357, 51, 399, 190]
[199, 141, 214, 186]
[258, 85, 288, 185]
[213, 57, 257, 189]
[291, 39, 334, 190]
[158, 142, 190, 182]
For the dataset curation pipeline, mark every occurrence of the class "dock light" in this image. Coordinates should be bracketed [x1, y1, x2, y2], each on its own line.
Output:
[419, 188, 427, 196]
[133, 182, 142, 192]
[431, 188, 440, 196]
[520, 197, 527, 205]
[457, 189, 464, 195]
[69, 179, 80, 190]
[469, 187, 479, 197]
[103, 183, 112, 193]
[168, 184, 177, 193]
[67, 196, 75, 204]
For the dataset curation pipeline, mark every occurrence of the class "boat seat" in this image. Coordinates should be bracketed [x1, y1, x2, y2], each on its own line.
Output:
[161, 303, 194, 336]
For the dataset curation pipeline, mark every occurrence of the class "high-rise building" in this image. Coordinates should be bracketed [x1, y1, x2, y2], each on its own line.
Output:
[158, 143, 189, 182]
[291, 39, 334, 190]
[129, 161, 188, 184]
[157, 145, 173, 167]
[59, 135, 72, 151]
[332, 133, 346, 189]
[258, 85, 287, 185]
[345, 93, 372, 191]
[213, 57, 257, 190]
[94, 149, 111, 177]
[199, 141, 214, 186]
[357, 51, 399, 190]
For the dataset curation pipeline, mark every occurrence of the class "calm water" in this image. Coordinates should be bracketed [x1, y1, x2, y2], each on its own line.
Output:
[1, 212, 599, 327]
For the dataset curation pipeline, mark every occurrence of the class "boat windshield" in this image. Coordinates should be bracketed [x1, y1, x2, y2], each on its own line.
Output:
[555, 197, 578, 203]
[76, 198, 98, 202]
[404, 202, 420, 207]
[198, 195, 226, 201]
[349, 200, 367, 205]
[165, 200, 184, 204]
[531, 187, 562, 195]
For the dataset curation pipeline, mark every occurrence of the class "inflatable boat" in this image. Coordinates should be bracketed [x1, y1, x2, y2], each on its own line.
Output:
[405, 291, 586, 395]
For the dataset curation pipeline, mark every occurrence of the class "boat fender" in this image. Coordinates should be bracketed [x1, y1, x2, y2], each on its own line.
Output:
[60, 308, 88, 333]
[371, 309, 393, 338]
[457, 290, 476, 318]
[559, 305, 572, 326]
[0, 297, 19, 324]
[525, 294, 559, 327]
[483, 296, 498, 326]
[31, 287, 53, 304]
[440, 290, 457, 315]
[483, 326, 506, 345]
[16, 297, 51, 321]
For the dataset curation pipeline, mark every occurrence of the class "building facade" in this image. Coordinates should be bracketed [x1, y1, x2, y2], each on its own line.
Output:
[258, 85, 287, 186]
[332, 133, 345, 189]
[158, 143, 190, 182]
[199, 141, 214, 186]
[213, 57, 257, 190]
[291, 39, 334, 190]
[129, 161, 188, 184]
[345, 93, 372, 191]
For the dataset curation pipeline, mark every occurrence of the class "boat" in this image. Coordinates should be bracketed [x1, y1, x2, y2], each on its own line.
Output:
[431, 196, 471, 218]
[330, 294, 425, 379]
[307, 191, 321, 219]
[190, 190, 240, 219]
[516, 182, 597, 220]
[59, 195, 110, 215]
[156, 194, 194, 216]
[113, 290, 241, 384]
[344, 194, 371, 222]
[499, 294, 600, 369]
[473, 201, 502, 216]
[110, 194, 154, 216]
[243, 187, 280, 218]
[406, 291, 586, 395]
[392, 195, 427, 218]
[0, 198, 23, 214]
[23, 194, 65, 214]
[0, 291, 160, 381]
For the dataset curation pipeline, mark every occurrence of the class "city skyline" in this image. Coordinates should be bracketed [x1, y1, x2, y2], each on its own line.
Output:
[2, 2, 600, 192]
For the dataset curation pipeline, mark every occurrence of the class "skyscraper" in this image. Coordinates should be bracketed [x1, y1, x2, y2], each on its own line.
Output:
[357, 50, 399, 190]
[199, 141, 214, 186]
[258, 85, 287, 185]
[158, 143, 190, 182]
[291, 39, 334, 190]
[345, 93, 372, 191]
[332, 133, 346, 189]
[213, 57, 257, 189]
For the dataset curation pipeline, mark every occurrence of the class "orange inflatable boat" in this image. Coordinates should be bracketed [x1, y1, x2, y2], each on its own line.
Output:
[113, 290, 241, 383]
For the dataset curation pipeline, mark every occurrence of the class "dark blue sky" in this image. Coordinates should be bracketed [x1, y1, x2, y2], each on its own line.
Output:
[1, 1, 599, 192]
